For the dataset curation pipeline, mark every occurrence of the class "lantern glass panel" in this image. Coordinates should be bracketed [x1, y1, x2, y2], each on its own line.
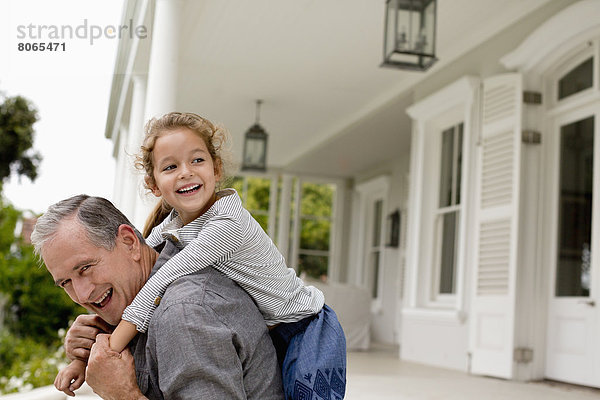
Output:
[422, 0, 435, 55]
[384, 0, 396, 58]
[244, 137, 266, 168]
[406, 5, 421, 53]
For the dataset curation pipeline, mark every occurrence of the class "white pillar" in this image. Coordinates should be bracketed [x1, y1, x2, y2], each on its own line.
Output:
[143, 0, 184, 121]
[125, 75, 148, 230]
[112, 128, 127, 209]
[135, 0, 184, 231]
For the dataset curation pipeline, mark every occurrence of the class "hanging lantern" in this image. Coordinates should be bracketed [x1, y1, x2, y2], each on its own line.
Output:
[381, 0, 438, 71]
[241, 100, 268, 171]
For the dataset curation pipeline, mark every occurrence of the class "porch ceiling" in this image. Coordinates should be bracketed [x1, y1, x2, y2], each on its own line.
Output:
[164, 0, 551, 177]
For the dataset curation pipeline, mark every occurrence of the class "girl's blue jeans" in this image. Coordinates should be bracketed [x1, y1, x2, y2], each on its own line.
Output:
[269, 305, 347, 400]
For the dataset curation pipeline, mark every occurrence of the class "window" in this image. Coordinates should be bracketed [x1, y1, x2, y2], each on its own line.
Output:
[292, 180, 336, 281]
[556, 116, 594, 297]
[354, 176, 389, 306]
[367, 199, 384, 298]
[558, 58, 593, 101]
[405, 76, 477, 311]
[231, 176, 274, 234]
[434, 123, 463, 296]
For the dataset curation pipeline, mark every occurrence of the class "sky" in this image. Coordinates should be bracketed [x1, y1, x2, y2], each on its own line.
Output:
[0, 0, 125, 215]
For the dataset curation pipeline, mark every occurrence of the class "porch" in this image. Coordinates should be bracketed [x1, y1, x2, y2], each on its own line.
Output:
[2, 344, 599, 399]
[348, 344, 600, 399]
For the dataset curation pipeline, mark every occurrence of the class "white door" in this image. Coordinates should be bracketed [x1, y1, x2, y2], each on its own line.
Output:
[545, 106, 600, 387]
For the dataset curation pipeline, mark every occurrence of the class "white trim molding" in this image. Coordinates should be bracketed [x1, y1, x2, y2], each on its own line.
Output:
[406, 76, 480, 121]
[404, 76, 480, 312]
[501, 0, 600, 72]
[353, 175, 391, 311]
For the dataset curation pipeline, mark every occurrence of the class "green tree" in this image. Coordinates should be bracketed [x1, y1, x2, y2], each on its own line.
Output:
[0, 198, 84, 394]
[298, 183, 333, 279]
[0, 92, 74, 393]
[0, 94, 41, 187]
[0, 199, 85, 344]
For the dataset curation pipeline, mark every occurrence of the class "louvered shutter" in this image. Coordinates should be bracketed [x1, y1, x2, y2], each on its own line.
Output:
[469, 74, 522, 378]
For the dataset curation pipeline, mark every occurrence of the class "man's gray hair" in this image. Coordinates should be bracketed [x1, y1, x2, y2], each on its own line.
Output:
[31, 194, 144, 256]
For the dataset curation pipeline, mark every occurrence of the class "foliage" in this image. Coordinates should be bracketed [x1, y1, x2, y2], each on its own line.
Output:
[0, 328, 67, 394]
[0, 198, 85, 344]
[232, 177, 335, 280]
[0, 245, 85, 344]
[0, 94, 41, 185]
[298, 183, 334, 279]
[231, 176, 272, 232]
[0, 198, 85, 393]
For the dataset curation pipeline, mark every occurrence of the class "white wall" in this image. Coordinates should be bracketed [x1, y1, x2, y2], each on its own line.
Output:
[397, 0, 579, 374]
[352, 154, 410, 345]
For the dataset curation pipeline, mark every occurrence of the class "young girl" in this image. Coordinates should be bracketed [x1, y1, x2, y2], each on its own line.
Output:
[57, 112, 346, 399]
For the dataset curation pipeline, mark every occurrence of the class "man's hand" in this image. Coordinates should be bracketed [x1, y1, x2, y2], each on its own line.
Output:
[65, 314, 113, 361]
[86, 334, 147, 400]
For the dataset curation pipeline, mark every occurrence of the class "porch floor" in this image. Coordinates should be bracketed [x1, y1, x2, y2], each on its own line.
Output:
[4, 344, 600, 399]
[347, 343, 600, 399]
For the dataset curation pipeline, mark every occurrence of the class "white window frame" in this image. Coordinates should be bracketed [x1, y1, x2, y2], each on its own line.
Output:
[354, 175, 390, 312]
[289, 176, 345, 282]
[545, 43, 597, 114]
[233, 172, 279, 238]
[432, 122, 464, 302]
[425, 115, 465, 307]
[405, 76, 478, 315]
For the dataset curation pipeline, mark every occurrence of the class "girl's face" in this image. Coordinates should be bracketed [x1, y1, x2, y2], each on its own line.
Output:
[149, 128, 221, 224]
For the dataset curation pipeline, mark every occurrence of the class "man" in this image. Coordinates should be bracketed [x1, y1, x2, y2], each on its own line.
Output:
[31, 195, 284, 400]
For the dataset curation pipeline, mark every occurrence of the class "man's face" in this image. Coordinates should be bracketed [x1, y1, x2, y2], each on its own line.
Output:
[42, 218, 147, 325]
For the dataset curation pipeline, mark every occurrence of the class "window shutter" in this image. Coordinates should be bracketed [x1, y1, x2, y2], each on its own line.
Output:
[469, 73, 522, 378]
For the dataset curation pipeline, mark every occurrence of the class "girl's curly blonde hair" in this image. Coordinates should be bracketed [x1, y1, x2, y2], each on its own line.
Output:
[135, 112, 233, 237]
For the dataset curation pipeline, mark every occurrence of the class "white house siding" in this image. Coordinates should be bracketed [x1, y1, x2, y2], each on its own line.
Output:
[352, 157, 410, 345]
[401, 0, 600, 387]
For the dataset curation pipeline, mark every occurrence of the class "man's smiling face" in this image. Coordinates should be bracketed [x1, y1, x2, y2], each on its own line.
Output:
[42, 218, 147, 325]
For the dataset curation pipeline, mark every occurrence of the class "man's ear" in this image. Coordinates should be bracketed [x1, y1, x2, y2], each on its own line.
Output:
[117, 224, 141, 261]
[145, 175, 161, 197]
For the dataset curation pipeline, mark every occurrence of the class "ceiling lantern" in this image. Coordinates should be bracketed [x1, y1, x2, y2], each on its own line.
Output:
[241, 100, 268, 172]
[381, 0, 438, 71]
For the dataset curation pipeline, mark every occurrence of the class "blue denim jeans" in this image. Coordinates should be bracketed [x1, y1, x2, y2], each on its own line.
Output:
[270, 305, 347, 400]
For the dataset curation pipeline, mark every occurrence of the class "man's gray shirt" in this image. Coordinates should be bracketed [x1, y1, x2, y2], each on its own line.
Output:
[131, 240, 284, 399]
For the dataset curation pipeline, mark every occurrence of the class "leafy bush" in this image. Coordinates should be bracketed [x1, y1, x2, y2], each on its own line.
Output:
[0, 245, 84, 344]
[0, 328, 67, 394]
[0, 197, 85, 393]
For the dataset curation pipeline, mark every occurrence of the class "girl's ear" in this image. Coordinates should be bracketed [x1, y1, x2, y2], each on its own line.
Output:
[144, 175, 162, 197]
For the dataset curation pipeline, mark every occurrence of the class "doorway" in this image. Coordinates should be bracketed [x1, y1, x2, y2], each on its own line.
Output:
[545, 109, 600, 388]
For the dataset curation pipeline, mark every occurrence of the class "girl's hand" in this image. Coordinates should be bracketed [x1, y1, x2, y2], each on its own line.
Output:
[64, 314, 113, 361]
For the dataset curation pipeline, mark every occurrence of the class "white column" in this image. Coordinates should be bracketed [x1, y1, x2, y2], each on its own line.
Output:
[277, 174, 294, 260]
[125, 75, 149, 229]
[143, 0, 184, 121]
[135, 0, 184, 231]
[112, 128, 126, 208]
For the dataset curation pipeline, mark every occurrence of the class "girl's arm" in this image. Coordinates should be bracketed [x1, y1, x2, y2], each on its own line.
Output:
[121, 215, 244, 334]
[109, 320, 138, 352]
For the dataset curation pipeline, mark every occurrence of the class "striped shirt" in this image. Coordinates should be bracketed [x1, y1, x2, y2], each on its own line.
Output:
[122, 188, 324, 333]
